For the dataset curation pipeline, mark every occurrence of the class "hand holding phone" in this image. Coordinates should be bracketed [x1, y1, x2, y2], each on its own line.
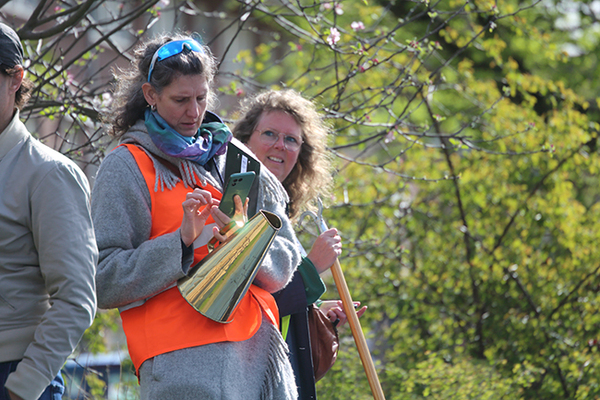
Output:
[218, 171, 256, 218]
[208, 172, 255, 251]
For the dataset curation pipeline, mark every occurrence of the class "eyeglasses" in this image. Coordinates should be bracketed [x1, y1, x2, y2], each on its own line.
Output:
[147, 39, 204, 82]
[257, 130, 303, 152]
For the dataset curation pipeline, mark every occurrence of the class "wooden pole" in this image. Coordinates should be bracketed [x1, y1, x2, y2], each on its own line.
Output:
[330, 259, 386, 400]
[308, 198, 386, 399]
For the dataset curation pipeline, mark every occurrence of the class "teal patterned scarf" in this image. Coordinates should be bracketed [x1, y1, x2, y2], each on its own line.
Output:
[144, 109, 231, 165]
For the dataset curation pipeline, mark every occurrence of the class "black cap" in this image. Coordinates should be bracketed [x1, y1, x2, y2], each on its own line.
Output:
[0, 23, 23, 68]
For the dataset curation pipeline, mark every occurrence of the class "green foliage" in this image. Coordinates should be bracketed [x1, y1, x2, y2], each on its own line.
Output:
[228, 0, 600, 398]
[16, 0, 600, 398]
[11, 0, 162, 167]
[81, 310, 121, 355]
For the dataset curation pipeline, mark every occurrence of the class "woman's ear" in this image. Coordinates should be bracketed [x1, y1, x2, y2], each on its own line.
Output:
[141, 82, 157, 108]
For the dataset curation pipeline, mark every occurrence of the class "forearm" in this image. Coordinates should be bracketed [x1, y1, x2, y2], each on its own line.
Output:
[297, 257, 326, 304]
[252, 202, 300, 292]
[96, 230, 192, 309]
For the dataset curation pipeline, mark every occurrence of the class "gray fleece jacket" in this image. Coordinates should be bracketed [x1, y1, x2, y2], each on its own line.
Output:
[0, 111, 97, 400]
[91, 119, 300, 399]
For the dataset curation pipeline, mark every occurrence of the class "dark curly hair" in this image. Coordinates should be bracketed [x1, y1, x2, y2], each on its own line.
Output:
[107, 32, 218, 137]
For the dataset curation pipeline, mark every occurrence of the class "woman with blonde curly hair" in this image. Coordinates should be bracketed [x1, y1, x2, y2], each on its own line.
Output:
[233, 89, 366, 399]
[232, 89, 333, 220]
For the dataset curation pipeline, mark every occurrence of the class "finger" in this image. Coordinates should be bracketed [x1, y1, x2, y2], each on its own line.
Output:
[186, 188, 212, 202]
[212, 225, 228, 242]
[184, 197, 217, 218]
[211, 206, 231, 227]
[198, 201, 216, 218]
[319, 229, 336, 240]
[335, 314, 347, 328]
[232, 195, 248, 223]
[317, 300, 334, 314]
[331, 307, 346, 320]
[356, 306, 368, 318]
[233, 194, 243, 211]
[182, 198, 201, 214]
[326, 310, 337, 323]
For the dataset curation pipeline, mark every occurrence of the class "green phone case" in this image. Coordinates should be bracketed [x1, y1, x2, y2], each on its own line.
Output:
[219, 171, 256, 217]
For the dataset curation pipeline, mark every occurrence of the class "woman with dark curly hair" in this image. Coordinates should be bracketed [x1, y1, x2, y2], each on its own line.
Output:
[233, 89, 366, 399]
[92, 34, 300, 400]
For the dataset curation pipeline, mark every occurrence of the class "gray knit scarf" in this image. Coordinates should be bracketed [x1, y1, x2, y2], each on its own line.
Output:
[122, 120, 222, 191]
[121, 120, 290, 208]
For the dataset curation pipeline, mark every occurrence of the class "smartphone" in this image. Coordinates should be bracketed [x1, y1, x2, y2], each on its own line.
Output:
[224, 142, 261, 217]
[218, 171, 256, 217]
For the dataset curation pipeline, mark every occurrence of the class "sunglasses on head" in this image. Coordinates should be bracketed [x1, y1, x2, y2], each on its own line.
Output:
[147, 39, 204, 82]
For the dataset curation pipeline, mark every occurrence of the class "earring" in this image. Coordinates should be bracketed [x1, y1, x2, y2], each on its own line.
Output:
[150, 104, 156, 112]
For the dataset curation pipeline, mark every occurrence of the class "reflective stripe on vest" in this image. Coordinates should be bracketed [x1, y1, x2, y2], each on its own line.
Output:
[118, 144, 279, 372]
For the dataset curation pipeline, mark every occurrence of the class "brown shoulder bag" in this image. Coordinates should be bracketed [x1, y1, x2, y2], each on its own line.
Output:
[308, 303, 340, 382]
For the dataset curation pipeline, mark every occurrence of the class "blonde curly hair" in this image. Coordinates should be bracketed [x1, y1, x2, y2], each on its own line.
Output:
[232, 89, 334, 220]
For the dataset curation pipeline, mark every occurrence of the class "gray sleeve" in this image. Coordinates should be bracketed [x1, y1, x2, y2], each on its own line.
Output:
[251, 170, 301, 293]
[5, 160, 98, 400]
[91, 147, 192, 309]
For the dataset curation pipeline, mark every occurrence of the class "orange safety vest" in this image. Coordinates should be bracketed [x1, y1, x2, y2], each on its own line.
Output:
[118, 144, 279, 372]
